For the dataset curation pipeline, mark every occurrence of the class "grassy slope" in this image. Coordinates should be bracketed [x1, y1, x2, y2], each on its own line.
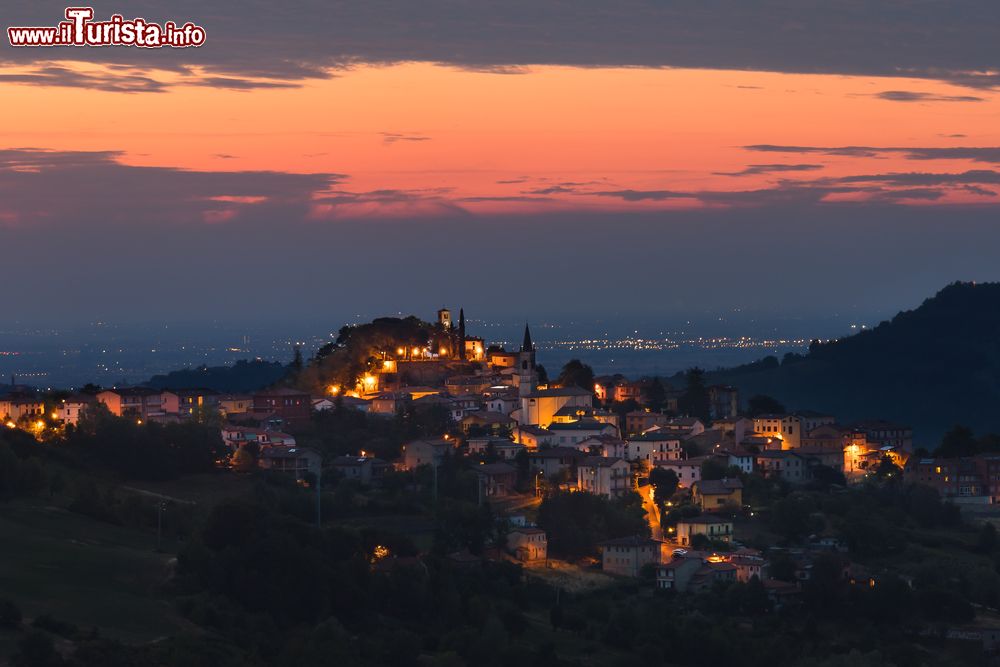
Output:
[0, 500, 186, 644]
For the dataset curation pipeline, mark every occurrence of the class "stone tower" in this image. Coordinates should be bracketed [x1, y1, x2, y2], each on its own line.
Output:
[517, 323, 537, 397]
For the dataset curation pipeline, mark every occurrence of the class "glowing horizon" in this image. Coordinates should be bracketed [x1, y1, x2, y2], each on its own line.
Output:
[2, 61, 999, 223]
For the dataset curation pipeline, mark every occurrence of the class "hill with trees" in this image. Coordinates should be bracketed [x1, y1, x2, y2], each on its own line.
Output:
[705, 282, 1000, 444]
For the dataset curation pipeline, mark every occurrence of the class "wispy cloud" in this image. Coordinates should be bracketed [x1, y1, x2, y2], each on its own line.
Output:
[874, 90, 985, 103]
[0, 148, 342, 226]
[3, 1, 1000, 88]
[745, 144, 1000, 163]
[380, 132, 432, 144]
[714, 163, 824, 177]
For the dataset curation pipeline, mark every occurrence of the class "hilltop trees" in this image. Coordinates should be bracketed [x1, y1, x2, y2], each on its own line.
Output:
[294, 316, 439, 392]
[746, 394, 786, 417]
[678, 367, 710, 423]
[556, 359, 595, 391]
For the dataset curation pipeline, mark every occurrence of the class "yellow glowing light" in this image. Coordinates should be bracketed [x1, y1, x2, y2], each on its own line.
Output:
[372, 544, 390, 561]
[707, 554, 725, 563]
[5, 421, 15, 429]
[396, 347, 404, 356]
[383, 360, 393, 369]
[329, 385, 341, 395]
[136, 419, 143, 425]
[412, 347, 421, 356]
[363, 374, 376, 387]
[439, 347, 448, 356]
[51, 412, 59, 419]
[34, 420, 45, 430]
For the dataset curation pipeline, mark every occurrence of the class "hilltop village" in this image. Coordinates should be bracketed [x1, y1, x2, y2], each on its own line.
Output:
[3, 308, 1000, 665]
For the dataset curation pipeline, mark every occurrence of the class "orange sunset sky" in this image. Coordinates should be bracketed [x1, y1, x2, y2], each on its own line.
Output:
[1, 60, 999, 221]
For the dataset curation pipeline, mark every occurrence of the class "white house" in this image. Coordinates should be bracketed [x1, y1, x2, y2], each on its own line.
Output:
[576, 457, 631, 498]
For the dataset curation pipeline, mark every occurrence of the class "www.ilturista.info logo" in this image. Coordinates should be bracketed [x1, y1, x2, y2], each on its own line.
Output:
[8, 7, 206, 48]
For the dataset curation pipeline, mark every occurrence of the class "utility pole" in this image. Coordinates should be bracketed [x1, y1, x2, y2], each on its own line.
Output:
[316, 468, 322, 529]
[156, 501, 166, 551]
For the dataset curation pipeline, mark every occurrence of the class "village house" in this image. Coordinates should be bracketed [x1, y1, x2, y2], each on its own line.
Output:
[627, 431, 683, 464]
[445, 375, 494, 396]
[161, 388, 220, 416]
[594, 375, 644, 404]
[57, 394, 94, 426]
[446, 394, 481, 421]
[96, 387, 164, 420]
[462, 410, 516, 435]
[907, 455, 1000, 503]
[728, 549, 768, 582]
[312, 397, 336, 412]
[410, 393, 455, 416]
[257, 446, 322, 480]
[512, 424, 555, 449]
[475, 462, 518, 498]
[854, 419, 913, 452]
[763, 580, 801, 608]
[401, 438, 454, 470]
[797, 446, 845, 473]
[600, 535, 665, 577]
[675, 515, 734, 546]
[711, 416, 754, 445]
[684, 429, 728, 454]
[651, 418, 706, 437]
[656, 552, 739, 592]
[519, 386, 593, 427]
[656, 457, 709, 488]
[575, 434, 627, 458]
[369, 391, 410, 416]
[625, 410, 671, 437]
[691, 477, 743, 511]
[717, 447, 755, 474]
[221, 425, 296, 450]
[485, 391, 520, 416]
[0, 394, 46, 423]
[752, 411, 836, 450]
[655, 555, 703, 591]
[252, 387, 311, 425]
[487, 349, 518, 368]
[467, 436, 525, 460]
[527, 447, 585, 480]
[329, 455, 388, 484]
[755, 450, 810, 483]
[576, 457, 631, 498]
[551, 404, 620, 429]
[707, 385, 740, 419]
[547, 419, 618, 445]
[507, 527, 547, 563]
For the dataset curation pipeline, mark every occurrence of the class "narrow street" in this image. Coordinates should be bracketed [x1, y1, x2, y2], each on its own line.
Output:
[639, 483, 662, 541]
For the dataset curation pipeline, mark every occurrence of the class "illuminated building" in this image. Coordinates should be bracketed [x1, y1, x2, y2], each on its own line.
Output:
[599, 535, 666, 577]
[675, 515, 734, 546]
[691, 477, 744, 511]
[507, 527, 547, 563]
[576, 456, 631, 498]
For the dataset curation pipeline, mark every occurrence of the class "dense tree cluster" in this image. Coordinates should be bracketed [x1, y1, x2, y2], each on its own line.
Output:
[537, 490, 649, 559]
